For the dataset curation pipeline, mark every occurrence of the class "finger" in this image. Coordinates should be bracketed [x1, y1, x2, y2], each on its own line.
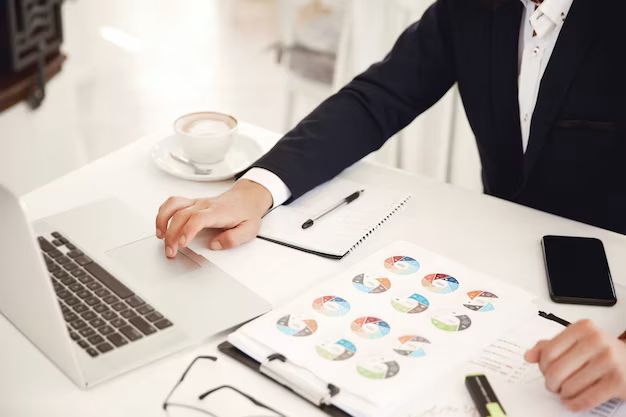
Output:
[525, 340, 549, 363]
[538, 320, 595, 374]
[179, 209, 225, 248]
[562, 373, 617, 412]
[209, 219, 260, 250]
[560, 352, 614, 399]
[156, 197, 195, 239]
[164, 206, 197, 257]
[543, 336, 599, 393]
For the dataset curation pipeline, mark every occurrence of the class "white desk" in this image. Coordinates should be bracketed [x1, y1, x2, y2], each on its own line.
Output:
[2, 122, 626, 417]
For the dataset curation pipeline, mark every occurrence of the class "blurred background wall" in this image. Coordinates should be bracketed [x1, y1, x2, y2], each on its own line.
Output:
[0, 0, 482, 196]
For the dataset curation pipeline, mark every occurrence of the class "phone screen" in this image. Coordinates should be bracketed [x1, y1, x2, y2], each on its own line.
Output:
[542, 236, 616, 305]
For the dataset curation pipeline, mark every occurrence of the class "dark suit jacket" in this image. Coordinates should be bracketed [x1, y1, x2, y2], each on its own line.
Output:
[252, 0, 626, 234]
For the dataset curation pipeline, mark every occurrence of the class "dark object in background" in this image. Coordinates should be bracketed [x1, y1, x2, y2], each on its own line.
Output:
[542, 235, 617, 306]
[0, 0, 64, 109]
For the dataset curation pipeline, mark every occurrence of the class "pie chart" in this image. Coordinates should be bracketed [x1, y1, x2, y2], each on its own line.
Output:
[464, 291, 498, 312]
[276, 314, 318, 337]
[357, 356, 400, 379]
[431, 309, 472, 332]
[352, 273, 392, 294]
[393, 335, 431, 358]
[312, 296, 351, 317]
[351, 316, 391, 339]
[316, 339, 357, 361]
[391, 293, 430, 314]
[422, 274, 460, 294]
[384, 256, 420, 275]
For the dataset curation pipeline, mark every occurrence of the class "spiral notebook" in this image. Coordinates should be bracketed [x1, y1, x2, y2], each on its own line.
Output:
[258, 178, 412, 259]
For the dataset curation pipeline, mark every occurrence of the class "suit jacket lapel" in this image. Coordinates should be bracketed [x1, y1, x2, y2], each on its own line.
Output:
[491, 0, 525, 194]
[523, 0, 607, 182]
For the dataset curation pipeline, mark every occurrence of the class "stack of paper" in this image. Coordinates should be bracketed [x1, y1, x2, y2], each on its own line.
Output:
[229, 241, 538, 417]
[408, 316, 625, 417]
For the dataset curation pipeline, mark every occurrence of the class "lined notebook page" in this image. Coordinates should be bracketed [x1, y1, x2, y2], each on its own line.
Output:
[259, 178, 412, 257]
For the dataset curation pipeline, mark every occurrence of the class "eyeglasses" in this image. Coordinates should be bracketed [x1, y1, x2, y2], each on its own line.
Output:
[163, 356, 286, 417]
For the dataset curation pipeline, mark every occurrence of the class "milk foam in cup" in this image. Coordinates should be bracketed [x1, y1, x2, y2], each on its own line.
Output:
[174, 112, 238, 164]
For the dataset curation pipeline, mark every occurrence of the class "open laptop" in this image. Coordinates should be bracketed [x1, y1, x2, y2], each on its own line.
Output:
[0, 185, 271, 388]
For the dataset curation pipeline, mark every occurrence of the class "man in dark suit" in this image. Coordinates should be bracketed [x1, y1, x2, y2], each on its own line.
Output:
[156, 0, 626, 410]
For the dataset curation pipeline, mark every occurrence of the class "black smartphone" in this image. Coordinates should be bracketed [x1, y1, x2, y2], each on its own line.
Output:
[541, 235, 617, 306]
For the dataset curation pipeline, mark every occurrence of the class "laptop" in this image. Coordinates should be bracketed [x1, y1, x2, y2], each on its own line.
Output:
[0, 185, 271, 388]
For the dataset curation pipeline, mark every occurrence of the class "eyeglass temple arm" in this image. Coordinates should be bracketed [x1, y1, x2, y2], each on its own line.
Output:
[198, 385, 285, 416]
[162, 356, 218, 411]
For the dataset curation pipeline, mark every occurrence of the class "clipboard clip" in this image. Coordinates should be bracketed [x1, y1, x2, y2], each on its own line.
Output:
[260, 353, 340, 407]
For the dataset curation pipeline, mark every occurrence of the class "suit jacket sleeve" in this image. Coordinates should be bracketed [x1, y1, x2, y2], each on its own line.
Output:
[251, 0, 456, 202]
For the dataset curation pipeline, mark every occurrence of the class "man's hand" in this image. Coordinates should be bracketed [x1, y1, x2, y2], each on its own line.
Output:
[155, 179, 273, 258]
[525, 319, 626, 412]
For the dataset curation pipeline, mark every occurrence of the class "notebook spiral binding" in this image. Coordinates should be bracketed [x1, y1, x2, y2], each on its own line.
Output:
[348, 194, 413, 253]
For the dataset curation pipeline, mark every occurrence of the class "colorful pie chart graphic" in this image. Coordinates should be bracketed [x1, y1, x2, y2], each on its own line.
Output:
[384, 256, 420, 275]
[357, 356, 400, 380]
[352, 273, 392, 294]
[276, 314, 318, 337]
[422, 274, 460, 294]
[431, 309, 472, 332]
[464, 291, 498, 312]
[391, 293, 430, 314]
[316, 339, 357, 361]
[351, 316, 391, 339]
[393, 335, 431, 358]
[312, 296, 351, 317]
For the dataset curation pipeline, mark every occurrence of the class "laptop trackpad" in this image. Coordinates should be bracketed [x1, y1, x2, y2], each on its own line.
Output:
[106, 236, 201, 283]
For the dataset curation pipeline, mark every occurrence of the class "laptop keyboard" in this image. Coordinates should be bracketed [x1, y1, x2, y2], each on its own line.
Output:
[38, 232, 173, 358]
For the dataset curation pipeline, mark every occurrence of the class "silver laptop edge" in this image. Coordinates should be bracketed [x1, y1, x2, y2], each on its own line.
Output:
[0, 185, 271, 388]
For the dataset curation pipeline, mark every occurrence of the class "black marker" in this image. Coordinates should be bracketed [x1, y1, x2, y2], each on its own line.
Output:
[465, 374, 507, 417]
[302, 190, 364, 229]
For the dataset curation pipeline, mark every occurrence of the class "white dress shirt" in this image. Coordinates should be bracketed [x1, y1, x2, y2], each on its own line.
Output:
[518, 0, 573, 152]
[242, 0, 575, 208]
[240, 167, 292, 209]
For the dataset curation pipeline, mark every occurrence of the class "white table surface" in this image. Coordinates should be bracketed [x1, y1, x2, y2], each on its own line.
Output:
[2, 122, 626, 417]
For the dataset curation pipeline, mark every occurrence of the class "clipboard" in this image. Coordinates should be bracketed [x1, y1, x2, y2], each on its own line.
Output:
[218, 341, 351, 417]
[218, 312, 570, 417]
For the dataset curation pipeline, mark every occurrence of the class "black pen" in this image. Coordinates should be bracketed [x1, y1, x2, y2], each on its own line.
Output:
[302, 190, 364, 229]
[538, 311, 570, 327]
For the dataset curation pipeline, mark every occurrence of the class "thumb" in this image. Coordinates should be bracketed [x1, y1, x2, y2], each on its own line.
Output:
[524, 340, 548, 363]
[209, 220, 260, 250]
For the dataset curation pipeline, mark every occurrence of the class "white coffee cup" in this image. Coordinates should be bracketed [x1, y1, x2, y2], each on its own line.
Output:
[174, 112, 238, 164]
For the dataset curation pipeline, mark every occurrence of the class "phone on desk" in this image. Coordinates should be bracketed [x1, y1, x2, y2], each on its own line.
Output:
[542, 235, 617, 306]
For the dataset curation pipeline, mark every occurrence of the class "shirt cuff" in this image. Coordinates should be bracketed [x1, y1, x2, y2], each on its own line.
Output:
[239, 168, 292, 209]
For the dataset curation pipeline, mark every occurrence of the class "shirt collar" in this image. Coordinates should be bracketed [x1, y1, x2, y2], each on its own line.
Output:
[519, 0, 574, 22]
[538, 0, 573, 24]
[520, 0, 574, 39]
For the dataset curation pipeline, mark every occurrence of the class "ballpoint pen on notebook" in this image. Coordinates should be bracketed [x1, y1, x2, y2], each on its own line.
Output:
[301, 190, 364, 229]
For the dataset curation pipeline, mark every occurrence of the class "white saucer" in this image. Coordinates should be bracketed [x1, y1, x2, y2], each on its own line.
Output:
[151, 133, 265, 181]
